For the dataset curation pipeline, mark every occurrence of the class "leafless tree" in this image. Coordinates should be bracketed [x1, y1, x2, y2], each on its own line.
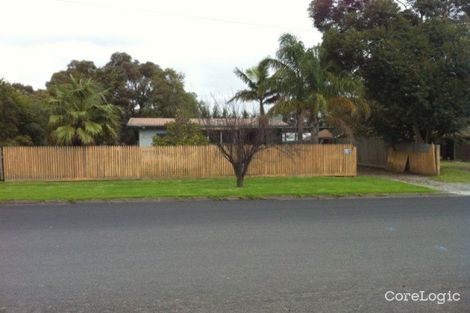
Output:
[203, 107, 280, 187]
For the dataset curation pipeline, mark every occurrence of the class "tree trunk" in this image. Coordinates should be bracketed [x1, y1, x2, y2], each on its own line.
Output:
[310, 115, 319, 144]
[297, 110, 305, 143]
[236, 176, 244, 188]
[233, 163, 246, 188]
[413, 125, 424, 143]
[424, 130, 431, 144]
[259, 100, 265, 116]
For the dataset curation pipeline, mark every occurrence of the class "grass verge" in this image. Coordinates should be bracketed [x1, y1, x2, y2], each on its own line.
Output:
[0, 176, 433, 202]
[434, 161, 470, 183]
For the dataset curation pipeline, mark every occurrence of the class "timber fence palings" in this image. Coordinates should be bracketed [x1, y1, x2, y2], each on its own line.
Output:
[2, 144, 357, 181]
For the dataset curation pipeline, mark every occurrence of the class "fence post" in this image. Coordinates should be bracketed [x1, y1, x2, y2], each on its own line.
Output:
[435, 144, 441, 176]
[0, 146, 4, 181]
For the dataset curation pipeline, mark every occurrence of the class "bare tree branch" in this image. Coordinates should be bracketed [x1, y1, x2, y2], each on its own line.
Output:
[203, 104, 281, 187]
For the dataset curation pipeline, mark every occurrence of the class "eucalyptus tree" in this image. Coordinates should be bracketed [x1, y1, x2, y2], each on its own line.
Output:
[0, 80, 49, 146]
[309, 0, 470, 144]
[49, 76, 121, 146]
[229, 59, 278, 116]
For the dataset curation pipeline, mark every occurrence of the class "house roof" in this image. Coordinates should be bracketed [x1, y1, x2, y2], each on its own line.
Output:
[303, 129, 334, 141]
[127, 117, 289, 128]
[318, 129, 334, 139]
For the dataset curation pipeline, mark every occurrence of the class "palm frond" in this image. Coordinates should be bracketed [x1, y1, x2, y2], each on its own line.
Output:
[233, 68, 256, 89]
[228, 90, 258, 103]
[269, 99, 304, 115]
[84, 121, 103, 135]
[54, 126, 76, 145]
[76, 128, 94, 145]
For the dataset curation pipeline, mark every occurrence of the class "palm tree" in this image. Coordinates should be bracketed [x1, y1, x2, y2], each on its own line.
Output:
[229, 59, 278, 116]
[49, 76, 120, 145]
[268, 34, 366, 143]
[320, 72, 369, 143]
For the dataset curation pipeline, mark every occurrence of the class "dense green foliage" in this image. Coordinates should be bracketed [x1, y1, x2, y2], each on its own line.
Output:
[1, 52, 205, 146]
[47, 60, 98, 87]
[152, 114, 208, 146]
[0, 80, 49, 146]
[230, 34, 367, 143]
[46, 53, 203, 144]
[309, 0, 470, 144]
[3, 2, 469, 148]
[49, 77, 121, 145]
[0, 176, 432, 202]
[269, 34, 367, 142]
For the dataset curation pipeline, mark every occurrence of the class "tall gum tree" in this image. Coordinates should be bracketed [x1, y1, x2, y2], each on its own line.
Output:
[309, 0, 470, 144]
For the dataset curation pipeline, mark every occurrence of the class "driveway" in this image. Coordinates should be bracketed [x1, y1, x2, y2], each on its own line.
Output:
[360, 166, 470, 196]
[1, 197, 470, 312]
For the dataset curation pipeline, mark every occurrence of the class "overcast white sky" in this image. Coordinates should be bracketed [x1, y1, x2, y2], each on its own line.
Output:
[1, 0, 321, 104]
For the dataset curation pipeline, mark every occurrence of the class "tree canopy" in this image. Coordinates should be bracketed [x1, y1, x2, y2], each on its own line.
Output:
[229, 59, 278, 116]
[46, 52, 203, 144]
[48, 77, 121, 146]
[266, 34, 366, 143]
[0, 52, 205, 146]
[309, 0, 470, 143]
[0, 80, 49, 146]
[152, 113, 208, 146]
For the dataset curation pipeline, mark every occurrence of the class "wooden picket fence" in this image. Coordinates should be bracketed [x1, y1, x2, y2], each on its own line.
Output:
[387, 144, 440, 176]
[1, 144, 357, 181]
[355, 137, 440, 176]
[354, 137, 389, 169]
[0, 146, 4, 181]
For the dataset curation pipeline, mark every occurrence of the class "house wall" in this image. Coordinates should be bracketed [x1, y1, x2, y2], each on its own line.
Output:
[139, 128, 284, 146]
[138, 129, 166, 147]
[203, 129, 284, 144]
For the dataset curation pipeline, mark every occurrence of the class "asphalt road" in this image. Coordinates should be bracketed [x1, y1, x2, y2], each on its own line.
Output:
[1, 197, 470, 313]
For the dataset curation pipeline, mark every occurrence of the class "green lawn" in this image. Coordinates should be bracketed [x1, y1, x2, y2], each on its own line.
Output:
[434, 161, 470, 183]
[0, 176, 432, 202]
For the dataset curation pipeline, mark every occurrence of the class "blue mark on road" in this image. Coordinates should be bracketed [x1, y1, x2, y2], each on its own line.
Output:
[434, 245, 449, 252]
